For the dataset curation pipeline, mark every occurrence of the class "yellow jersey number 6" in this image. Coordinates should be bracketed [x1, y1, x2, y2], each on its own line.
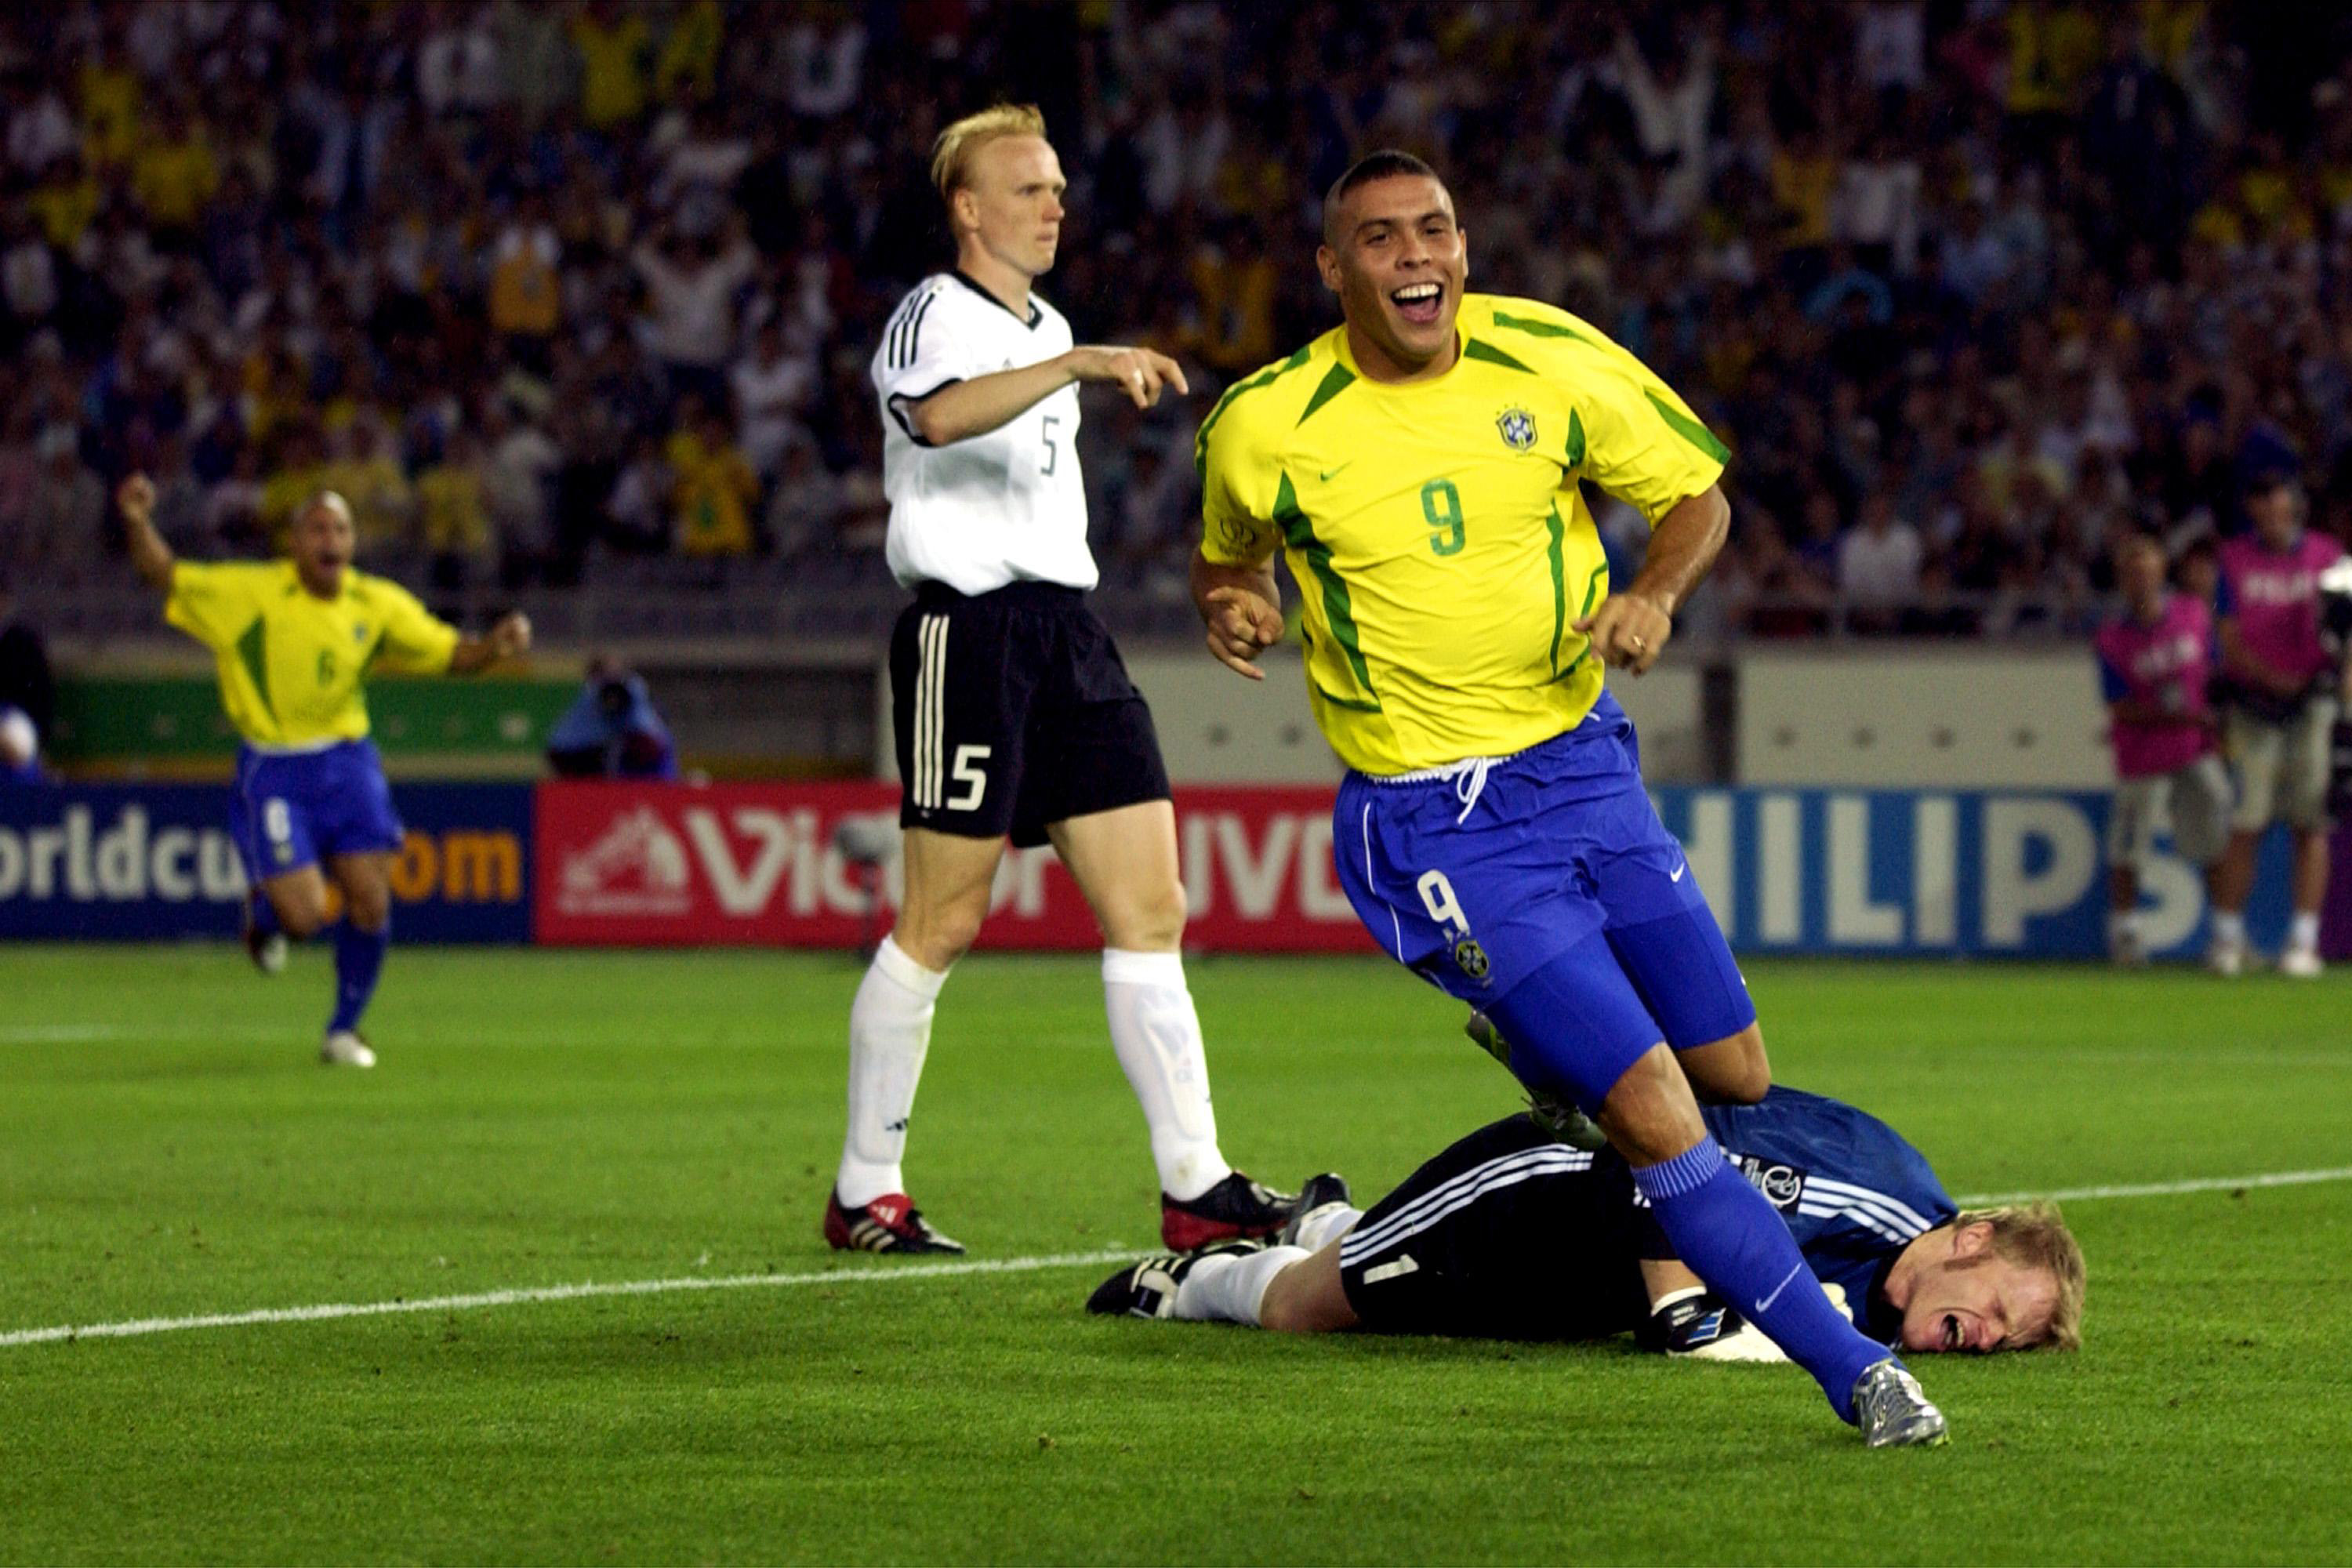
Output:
[1421, 479, 1465, 557]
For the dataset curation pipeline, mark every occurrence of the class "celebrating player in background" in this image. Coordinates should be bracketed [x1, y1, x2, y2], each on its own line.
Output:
[836, 103, 1295, 1257]
[2208, 470, 2348, 978]
[115, 475, 531, 1066]
[1189, 151, 1944, 1446]
[1091, 1075, 2085, 1365]
[2096, 535, 2231, 966]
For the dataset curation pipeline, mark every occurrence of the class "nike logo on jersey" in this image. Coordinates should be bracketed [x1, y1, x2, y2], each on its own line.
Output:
[1753, 1260, 1805, 1315]
[1669, 862, 1687, 883]
[1320, 461, 1355, 482]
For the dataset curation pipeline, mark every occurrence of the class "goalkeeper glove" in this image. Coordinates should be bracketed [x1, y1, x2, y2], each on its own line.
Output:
[1642, 1283, 1853, 1363]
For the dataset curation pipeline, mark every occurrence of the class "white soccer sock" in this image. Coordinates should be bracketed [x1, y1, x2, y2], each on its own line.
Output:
[1102, 948, 1232, 1202]
[2212, 910, 2247, 946]
[1171, 1244, 1308, 1326]
[2290, 912, 2321, 953]
[2107, 909, 2138, 942]
[837, 936, 948, 1208]
[1290, 1203, 1364, 1255]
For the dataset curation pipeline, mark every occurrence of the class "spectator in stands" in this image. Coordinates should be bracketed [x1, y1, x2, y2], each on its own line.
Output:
[488, 196, 564, 375]
[633, 212, 756, 412]
[545, 659, 678, 781]
[482, 401, 563, 583]
[606, 432, 674, 554]
[325, 416, 416, 551]
[419, 426, 493, 587]
[23, 424, 103, 583]
[666, 397, 757, 558]
[572, 1, 653, 132]
[0, 0, 2343, 646]
[1838, 492, 1926, 634]
[731, 317, 815, 478]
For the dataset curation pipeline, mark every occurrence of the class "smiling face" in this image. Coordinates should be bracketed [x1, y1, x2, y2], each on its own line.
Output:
[1317, 172, 1467, 382]
[953, 133, 1065, 284]
[289, 492, 355, 597]
[1894, 1221, 2062, 1356]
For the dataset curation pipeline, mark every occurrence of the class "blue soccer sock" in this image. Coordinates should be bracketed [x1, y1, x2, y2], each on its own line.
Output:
[248, 891, 281, 939]
[328, 918, 390, 1035]
[1633, 1137, 1892, 1422]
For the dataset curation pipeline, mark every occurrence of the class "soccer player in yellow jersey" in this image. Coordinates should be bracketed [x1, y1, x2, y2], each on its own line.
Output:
[115, 475, 532, 1067]
[1188, 152, 1946, 1447]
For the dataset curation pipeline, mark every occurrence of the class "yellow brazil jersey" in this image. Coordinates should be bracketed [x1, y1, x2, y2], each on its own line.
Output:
[164, 561, 460, 749]
[1196, 293, 1726, 775]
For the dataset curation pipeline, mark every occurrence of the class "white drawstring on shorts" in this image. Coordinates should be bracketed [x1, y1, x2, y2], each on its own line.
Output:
[1378, 753, 1504, 824]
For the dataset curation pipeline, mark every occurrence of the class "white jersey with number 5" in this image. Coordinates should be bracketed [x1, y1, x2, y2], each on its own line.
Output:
[870, 272, 1094, 595]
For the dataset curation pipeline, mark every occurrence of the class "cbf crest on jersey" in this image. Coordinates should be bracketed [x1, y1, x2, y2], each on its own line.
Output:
[1453, 935, 1491, 982]
[1496, 407, 1537, 451]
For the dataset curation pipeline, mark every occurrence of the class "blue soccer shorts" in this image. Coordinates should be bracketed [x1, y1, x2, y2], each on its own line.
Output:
[1334, 692, 1755, 1115]
[230, 739, 405, 887]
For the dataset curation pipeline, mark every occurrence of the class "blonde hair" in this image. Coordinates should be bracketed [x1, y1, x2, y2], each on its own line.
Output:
[930, 103, 1047, 204]
[1956, 1200, 2086, 1352]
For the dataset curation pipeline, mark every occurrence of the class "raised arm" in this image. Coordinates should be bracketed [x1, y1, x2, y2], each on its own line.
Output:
[114, 474, 175, 592]
[902, 345, 1189, 447]
[1573, 483, 1731, 677]
[446, 612, 533, 676]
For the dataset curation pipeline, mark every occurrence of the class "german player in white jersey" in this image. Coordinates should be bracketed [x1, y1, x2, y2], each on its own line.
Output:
[830, 104, 1298, 1256]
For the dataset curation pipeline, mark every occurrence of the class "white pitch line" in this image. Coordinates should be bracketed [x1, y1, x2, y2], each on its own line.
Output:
[9, 1164, 2352, 1354]
[0, 1247, 1135, 1351]
[1956, 1165, 2352, 1207]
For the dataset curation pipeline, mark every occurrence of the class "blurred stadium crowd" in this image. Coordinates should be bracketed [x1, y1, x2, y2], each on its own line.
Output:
[2, 1, 2350, 639]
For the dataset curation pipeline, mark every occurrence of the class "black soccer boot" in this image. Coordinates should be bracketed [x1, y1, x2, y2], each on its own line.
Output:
[1160, 1172, 1299, 1251]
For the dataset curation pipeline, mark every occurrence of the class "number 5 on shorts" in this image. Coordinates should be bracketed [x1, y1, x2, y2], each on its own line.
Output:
[947, 745, 991, 811]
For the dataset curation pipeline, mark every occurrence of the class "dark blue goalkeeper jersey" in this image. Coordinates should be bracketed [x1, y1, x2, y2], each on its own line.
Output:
[1700, 1087, 1959, 1344]
[1330, 1086, 1962, 1346]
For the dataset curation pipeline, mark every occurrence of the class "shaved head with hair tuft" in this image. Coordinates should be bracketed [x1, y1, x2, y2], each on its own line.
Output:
[931, 103, 1049, 205]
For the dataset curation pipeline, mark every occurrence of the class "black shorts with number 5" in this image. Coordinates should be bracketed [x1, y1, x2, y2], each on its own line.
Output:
[891, 581, 1172, 848]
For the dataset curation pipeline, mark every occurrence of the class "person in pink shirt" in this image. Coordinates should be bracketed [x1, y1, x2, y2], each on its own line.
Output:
[2209, 470, 2350, 978]
[2095, 535, 2230, 965]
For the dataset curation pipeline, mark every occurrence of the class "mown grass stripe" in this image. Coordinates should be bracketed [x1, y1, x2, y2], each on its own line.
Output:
[0, 1248, 1138, 1350]
[10, 1166, 2351, 1353]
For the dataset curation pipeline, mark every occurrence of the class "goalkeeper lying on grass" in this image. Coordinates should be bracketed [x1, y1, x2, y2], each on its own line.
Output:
[1090, 1016, 2085, 1359]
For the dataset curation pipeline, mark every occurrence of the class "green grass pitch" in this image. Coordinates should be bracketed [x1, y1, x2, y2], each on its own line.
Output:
[1, 945, 2348, 1566]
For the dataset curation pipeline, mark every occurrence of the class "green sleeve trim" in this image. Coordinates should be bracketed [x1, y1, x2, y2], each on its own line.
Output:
[1555, 560, 1608, 681]
[1490, 309, 1592, 345]
[1545, 503, 1567, 678]
[1461, 338, 1535, 375]
[1295, 361, 1356, 426]
[1194, 343, 1316, 479]
[1273, 470, 1380, 709]
[234, 617, 274, 720]
[1564, 407, 1586, 469]
[1645, 390, 1730, 464]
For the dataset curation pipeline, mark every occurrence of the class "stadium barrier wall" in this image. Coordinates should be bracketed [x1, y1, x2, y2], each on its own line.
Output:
[0, 784, 533, 942]
[1, 780, 2316, 956]
[532, 780, 2314, 959]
